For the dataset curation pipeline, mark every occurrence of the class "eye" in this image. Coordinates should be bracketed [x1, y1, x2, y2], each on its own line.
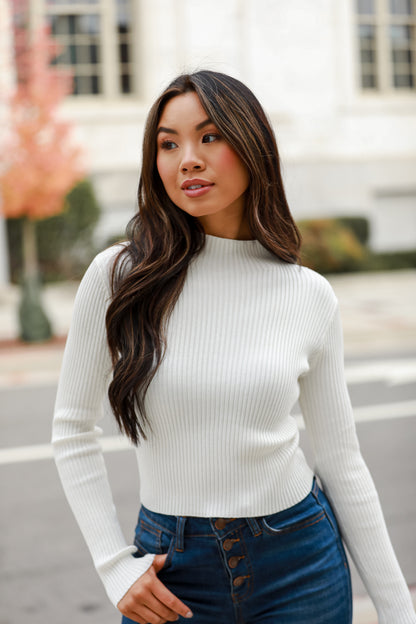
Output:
[159, 139, 178, 150]
[202, 133, 220, 144]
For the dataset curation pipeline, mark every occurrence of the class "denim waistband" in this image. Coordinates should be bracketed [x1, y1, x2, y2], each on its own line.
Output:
[139, 477, 319, 550]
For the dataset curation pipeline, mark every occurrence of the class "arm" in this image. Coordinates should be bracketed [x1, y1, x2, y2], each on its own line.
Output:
[298, 302, 416, 624]
[51, 252, 155, 607]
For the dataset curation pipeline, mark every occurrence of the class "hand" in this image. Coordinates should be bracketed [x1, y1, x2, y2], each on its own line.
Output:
[117, 553, 193, 623]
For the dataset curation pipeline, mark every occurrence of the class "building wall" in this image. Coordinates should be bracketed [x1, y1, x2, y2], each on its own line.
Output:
[8, 0, 416, 252]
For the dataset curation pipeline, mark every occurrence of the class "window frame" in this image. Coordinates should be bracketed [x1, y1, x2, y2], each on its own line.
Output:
[356, 0, 416, 93]
[28, 0, 137, 99]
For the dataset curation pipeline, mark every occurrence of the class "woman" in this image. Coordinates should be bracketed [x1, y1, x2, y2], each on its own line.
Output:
[52, 71, 416, 624]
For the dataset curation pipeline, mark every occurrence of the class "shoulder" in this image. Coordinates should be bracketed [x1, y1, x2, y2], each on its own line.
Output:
[280, 263, 337, 308]
[92, 242, 128, 274]
[87, 242, 129, 284]
[74, 243, 128, 301]
[277, 264, 340, 350]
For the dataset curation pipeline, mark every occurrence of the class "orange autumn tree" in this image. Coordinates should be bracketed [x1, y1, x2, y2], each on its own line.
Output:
[0, 24, 84, 341]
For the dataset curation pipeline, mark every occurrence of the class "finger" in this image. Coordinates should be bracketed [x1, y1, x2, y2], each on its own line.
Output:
[128, 605, 169, 624]
[152, 577, 193, 619]
[143, 592, 181, 622]
[118, 599, 148, 624]
[152, 553, 168, 574]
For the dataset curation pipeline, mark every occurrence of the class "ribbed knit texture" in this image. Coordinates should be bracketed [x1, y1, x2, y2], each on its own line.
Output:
[52, 234, 416, 621]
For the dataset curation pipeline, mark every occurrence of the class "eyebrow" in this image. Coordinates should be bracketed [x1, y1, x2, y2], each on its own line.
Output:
[157, 118, 213, 135]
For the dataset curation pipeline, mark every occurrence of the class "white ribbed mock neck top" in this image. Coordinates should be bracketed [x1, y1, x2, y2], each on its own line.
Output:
[52, 233, 416, 622]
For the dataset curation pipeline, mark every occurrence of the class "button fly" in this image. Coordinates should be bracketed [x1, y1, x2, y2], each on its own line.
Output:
[223, 538, 234, 551]
[228, 555, 242, 569]
[233, 576, 245, 587]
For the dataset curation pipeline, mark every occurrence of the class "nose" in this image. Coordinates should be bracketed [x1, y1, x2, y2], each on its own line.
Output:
[180, 144, 205, 173]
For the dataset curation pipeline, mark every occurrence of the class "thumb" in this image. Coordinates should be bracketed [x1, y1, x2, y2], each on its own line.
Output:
[152, 553, 168, 574]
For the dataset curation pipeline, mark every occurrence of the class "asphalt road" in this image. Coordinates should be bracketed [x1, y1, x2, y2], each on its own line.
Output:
[0, 352, 415, 624]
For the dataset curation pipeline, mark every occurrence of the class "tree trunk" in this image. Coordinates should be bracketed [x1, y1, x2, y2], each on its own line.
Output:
[22, 217, 39, 281]
[19, 217, 52, 342]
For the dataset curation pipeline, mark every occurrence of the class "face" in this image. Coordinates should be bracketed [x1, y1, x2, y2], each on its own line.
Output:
[156, 92, 250, 235]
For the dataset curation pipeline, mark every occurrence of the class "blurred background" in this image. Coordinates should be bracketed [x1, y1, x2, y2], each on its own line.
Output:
[0, 1, 415, 623]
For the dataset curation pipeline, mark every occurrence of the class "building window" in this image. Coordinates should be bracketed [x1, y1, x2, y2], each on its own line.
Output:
[356, 0, 416, 92]
[45, 0, 135, 97]
[49, 12, 102, 95]
[117, 0, 134, 94]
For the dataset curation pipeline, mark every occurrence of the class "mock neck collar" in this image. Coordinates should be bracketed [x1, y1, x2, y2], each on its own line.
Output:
[202, 233, 273, 260]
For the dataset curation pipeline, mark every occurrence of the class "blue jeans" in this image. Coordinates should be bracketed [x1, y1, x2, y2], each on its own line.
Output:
[122, 478, 352, 623]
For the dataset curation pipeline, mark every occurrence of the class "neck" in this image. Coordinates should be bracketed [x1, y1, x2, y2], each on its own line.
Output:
[198, 217, 254, 241]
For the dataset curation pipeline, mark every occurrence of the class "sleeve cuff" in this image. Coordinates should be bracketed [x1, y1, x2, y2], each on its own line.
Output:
[97, 547, 155, 607]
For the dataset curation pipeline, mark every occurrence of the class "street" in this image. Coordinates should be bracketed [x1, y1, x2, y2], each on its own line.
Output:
[0, 352, 415, 624]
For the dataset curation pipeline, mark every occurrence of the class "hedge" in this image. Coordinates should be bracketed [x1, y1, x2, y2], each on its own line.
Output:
[7, 179, 100, 283]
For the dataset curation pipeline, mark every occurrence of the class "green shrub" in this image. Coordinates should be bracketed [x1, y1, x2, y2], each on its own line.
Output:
[7, 179, 100, 283]
[337, 216, 370, 246]
[365, 250, 416, 271]
[298, 218, 367, 274]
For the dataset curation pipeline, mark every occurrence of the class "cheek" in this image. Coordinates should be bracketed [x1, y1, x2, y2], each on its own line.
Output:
[217, 146, 239, 169]
[156, 155, 174, 191]
[218, 147, 249, 188]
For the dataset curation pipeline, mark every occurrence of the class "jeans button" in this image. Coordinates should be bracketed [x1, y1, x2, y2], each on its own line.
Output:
[228, 556, 241, 569]
[215, 518, 228, 530]
[233, 576, 245, 587]
[223, 539, 234, 551]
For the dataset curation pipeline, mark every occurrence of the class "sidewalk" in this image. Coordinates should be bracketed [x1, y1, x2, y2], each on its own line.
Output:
[329, 269, 416, 357]
[0, 280, 77, 387]
[0, 279, 78, 343]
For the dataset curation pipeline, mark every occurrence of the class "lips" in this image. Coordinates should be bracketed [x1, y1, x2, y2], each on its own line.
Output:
[181, 178, 214, 198]
[181, 179, 213, 190]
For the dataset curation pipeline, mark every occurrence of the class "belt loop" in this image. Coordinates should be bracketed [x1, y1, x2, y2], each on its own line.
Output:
[175, 516, 186, 552]
[246, 517, 262, 537]
[311, 476, 320, 502]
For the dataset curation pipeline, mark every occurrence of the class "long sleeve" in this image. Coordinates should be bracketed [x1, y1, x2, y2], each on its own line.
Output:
[51, 251, 155, 607]
[299, 303, 416, 624]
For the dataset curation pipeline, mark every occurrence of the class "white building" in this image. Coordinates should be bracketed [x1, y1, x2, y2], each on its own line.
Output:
[3, 0, 416, 275]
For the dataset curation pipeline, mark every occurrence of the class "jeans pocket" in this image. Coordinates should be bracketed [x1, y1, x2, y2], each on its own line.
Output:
[160, 534, 176, 571]
[134, 519, 163, 555]
[133, 517, 176, 571]
[261, 508, 326, 536]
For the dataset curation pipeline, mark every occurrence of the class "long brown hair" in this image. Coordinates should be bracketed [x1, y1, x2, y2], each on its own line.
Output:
[106, 70, 301, 445]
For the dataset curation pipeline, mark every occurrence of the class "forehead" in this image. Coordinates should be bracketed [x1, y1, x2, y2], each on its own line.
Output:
[158, 92, 210, 129]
